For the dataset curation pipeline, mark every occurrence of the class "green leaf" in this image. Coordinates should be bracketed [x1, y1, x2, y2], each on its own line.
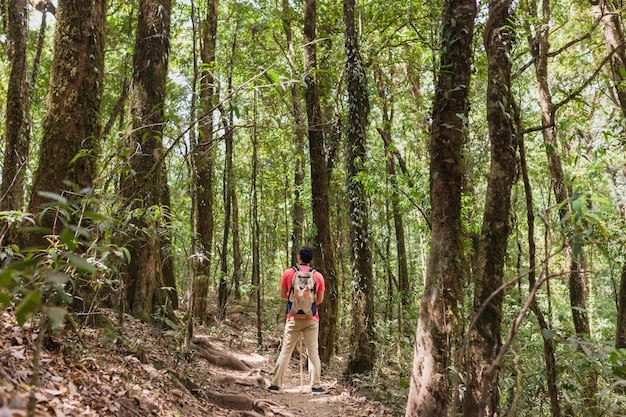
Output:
[267, 69, 280, 84]
[36, 191, 68, 205]
[64, 253, 95, 273]
[16, 291, 40, 326]
[0, 292, 11, 306]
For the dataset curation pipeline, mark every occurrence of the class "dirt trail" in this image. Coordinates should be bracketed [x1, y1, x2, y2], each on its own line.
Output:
[0, 310, 396, 416]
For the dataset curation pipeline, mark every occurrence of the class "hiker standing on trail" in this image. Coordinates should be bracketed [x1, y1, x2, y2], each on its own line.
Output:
[268, 246, 327, 395]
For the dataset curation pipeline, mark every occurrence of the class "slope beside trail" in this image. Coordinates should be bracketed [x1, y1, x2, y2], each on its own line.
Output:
[0, 309, 397, 416]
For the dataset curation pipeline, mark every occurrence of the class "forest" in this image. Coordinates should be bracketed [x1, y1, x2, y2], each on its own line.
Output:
[1, 0, 626, 415]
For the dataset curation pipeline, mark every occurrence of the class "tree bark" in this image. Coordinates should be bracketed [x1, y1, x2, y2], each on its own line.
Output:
[192, 0, 219, 322]
[303, 0, 338, 365]
[1, 0, 30, 212]
[119, 0, 173, 322]
[463, 1, 516, 415]
[405, 0, 476, 415]
[27, 0, 106, 238]
[218, 128, 234, 320]
[344, 0, 374, 376]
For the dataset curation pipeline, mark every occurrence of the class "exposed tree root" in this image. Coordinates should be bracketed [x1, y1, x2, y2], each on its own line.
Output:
[191, 336, 250, 371]
[167, 366, 281, 415]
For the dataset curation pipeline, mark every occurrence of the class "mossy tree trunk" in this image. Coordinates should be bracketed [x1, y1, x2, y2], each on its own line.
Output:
[344, 0, 374, 376]
[405, 0, 476, 415]
[304, 0, 339, 365]
[192, 0, 219, 322]
[119, 0, 173, 323]
[27, 0, 106, 239]
[1, 0, 30, 213]
[463, 1, 516, 415]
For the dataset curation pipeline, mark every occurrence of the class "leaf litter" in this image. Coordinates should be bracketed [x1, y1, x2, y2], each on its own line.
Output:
[0, 310, 395, 416]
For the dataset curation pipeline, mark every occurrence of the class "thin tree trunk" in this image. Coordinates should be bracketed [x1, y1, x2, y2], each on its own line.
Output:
[527, 0, 597, 408]
[119, 0, 173, 322]
[344, 0, 374, 376]
[160, 176, 178, 309]
[252, 92, 262, 347]
[303, 0, 338, 365]
[588, 0, 626, 351]
[218, 128, 234, 320]
[519, 130, 561, 416]
[232, 190, 242, 299]
[192, 0, 219, 322]
[373, 65, 410, 316]
[282, 0, 306, 265]
[1, 0, 30, 212]
[591, 0, 626, 114]
[405, 0, 476, 415]
[463, 2, 516, 416]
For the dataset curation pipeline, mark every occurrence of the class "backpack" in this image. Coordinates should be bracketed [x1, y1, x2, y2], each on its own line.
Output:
[287, 266, 317, 319]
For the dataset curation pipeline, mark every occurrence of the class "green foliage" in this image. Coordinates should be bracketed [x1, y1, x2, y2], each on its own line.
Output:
[0, 194, 129, 329]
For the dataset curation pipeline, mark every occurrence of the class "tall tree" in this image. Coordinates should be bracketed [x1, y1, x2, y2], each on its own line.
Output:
[1, 0, 29, 212]
[303, 0, 338, 365]
[281, 0, 306, 265]
[119, 0, 173, 322]
[344, 0, 374, 375]
[463, 1, 517, 415]
[405, 0, 477, 414]
[192, 0, 219, 322]
[27, 0, 106, 239]
[374, 64, 410, 320]
[527, 0, 597, 408]
[588, 0, 626, 351]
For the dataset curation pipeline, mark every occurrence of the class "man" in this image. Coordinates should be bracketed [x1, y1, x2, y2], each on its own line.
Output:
[268, 246, 327, 395]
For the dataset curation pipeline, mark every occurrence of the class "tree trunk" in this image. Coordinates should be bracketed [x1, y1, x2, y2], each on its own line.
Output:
[405, 0, 476, 415]
[119, 0, 173, 322]
[344, 0, 374, 376]
[282, 0, 306, 266]
[1, 0, 30, 212]
[27, 0, 106, 238]
[160, 175, 178, 310]
[232, 189, 242, 299]
[192, 0, 219, 322]
[373, 65, 410, 320]
[218, 127, 234, 320]
[527, 0, 597, 408]
[463, 2, 516, 415]
[303, 0, 338, 365]
[588, 0, 626, 351]
[519, 129, 561, 416]
[252, 94, 262, 347]
[591, 0, 626, 114]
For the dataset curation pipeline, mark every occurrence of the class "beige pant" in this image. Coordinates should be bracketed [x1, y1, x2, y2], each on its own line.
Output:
[271, 319, 322, 389]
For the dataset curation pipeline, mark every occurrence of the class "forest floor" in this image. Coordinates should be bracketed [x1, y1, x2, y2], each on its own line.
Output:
[0, 307, 403, 416]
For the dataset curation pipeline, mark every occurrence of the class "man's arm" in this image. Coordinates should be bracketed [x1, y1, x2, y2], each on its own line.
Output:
[316, 289, 324, 305]
[280, 286, 289, 300]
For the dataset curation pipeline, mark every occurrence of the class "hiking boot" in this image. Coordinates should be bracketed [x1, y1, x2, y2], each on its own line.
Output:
[311, 386, 327, 395]
[267, 385, 280, 394]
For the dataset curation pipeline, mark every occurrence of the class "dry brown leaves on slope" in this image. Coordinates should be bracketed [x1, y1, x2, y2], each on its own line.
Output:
[0, 309, 395, 416]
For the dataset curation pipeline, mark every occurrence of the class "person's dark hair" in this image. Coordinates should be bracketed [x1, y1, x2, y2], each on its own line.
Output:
[299, 246, 314, 264]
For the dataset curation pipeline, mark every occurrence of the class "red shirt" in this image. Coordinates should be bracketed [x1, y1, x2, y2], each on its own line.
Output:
[280, 265, 325, 321]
